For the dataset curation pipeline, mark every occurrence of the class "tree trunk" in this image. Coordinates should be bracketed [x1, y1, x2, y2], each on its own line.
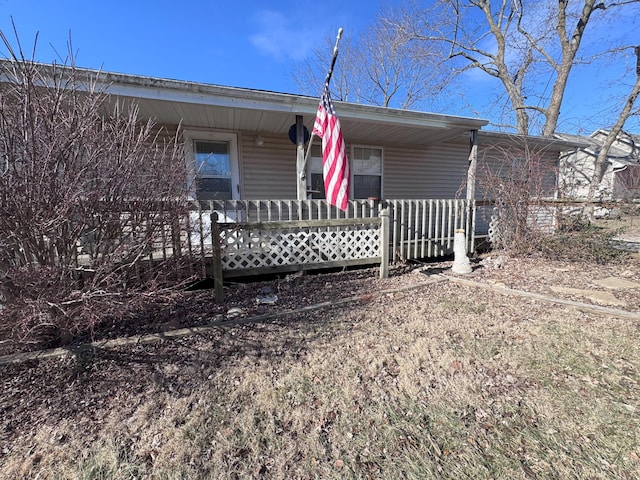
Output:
[587, 46, 640, 202]
[542, 0, 602, 137]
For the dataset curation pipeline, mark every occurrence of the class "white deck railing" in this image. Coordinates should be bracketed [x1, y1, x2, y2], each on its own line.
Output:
[187, 198, 475, 264]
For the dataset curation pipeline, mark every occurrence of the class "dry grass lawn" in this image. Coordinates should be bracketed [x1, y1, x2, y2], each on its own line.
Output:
[1, 253, 640, 479]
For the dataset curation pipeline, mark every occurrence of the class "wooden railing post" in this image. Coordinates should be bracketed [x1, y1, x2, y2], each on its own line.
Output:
[210, 212, 224, 302]
[379, 207, 390, 279]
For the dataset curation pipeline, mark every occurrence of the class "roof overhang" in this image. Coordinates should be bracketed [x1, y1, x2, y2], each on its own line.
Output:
[481, 130, 589, 152]
[94, 70, 489, 147]
[12, 62, 484, 148]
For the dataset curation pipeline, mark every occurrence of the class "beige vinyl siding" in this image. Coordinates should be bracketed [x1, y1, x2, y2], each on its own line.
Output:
[476, 146, 562, 236]
[241, 133, 298, 199]
[240, 135, 471, 201]
[239, 136, 472, 201]
[478, 147, 559, 199]
[383, 143, 469, 199]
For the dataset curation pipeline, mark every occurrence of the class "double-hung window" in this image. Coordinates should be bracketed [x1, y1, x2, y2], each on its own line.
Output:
[308, 145, 326, 199]
[308, 145, 383, 200]
[352, 146, 382, 199]
[194, 141, 232, 200]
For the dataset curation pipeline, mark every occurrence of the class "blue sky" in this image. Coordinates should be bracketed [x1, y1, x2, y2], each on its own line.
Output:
[0, 0, 638, 135]
[0, 0, 377, 92]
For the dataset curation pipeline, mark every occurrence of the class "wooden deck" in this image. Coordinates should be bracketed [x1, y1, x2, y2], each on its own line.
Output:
[66, 199, 475, 282]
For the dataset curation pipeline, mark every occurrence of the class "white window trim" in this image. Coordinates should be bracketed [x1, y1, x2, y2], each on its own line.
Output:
[351, 145, 384, 199]
[184, 129, 240, 200]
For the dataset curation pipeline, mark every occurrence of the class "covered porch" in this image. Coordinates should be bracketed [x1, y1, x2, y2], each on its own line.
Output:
[136, 198, 475, 282]
[81, 68, 488, 280]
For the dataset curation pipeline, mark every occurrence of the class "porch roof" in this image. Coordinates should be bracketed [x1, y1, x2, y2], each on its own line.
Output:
[91, 68, 489, 147]
[480, 130, 588, 151]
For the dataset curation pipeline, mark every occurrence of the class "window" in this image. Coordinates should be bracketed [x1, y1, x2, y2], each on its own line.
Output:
[308, 145, 325, 199]
[186, 131, 239, 201]
[308, 145, 383, 200]
[194, 141, 233, 200]
[352, 146, 382, 199]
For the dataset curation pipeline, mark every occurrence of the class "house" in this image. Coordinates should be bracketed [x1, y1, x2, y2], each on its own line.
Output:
[0, 60, 584, 272]
[557, 130, 640, 201]
[95, 69, 488, 203]
[95, 69, 577, 205]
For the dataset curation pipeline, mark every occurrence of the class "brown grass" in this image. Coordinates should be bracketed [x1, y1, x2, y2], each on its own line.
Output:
[1, 260, 640, 479]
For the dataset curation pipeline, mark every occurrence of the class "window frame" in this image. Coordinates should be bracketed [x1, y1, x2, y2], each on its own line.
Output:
[308, 144, 384, 200]
[308, 144, 326, 199]
[351, 145, 384, 200]
[184, 130, 240, 201]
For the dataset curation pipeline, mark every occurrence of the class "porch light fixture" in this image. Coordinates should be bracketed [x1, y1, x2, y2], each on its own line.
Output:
[255, 134, 264, 147]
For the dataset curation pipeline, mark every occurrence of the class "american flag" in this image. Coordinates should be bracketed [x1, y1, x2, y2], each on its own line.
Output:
[312, 83, 350, 211]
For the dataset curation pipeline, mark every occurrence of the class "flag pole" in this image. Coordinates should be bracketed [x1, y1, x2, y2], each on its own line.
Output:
[323, 27, 343, 88]
[300, 28, 344, 192]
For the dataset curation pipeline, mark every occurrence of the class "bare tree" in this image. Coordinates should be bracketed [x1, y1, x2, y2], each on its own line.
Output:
[291, 35, 364, 103]
[0, 32, 192, 349]
[291, 9, 452, 110]
[394, 0, 640, 136]
[589, 46, 640, 198]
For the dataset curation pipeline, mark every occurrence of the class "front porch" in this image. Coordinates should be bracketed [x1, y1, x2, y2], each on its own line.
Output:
[177, 198, 475, 279]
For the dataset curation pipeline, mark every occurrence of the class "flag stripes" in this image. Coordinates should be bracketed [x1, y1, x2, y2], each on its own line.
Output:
[312, 84, 350, 211]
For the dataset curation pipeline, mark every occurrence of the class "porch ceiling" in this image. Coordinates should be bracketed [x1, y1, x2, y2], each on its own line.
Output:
[97, 69, 487, 148]
[112, 96, 478, 147]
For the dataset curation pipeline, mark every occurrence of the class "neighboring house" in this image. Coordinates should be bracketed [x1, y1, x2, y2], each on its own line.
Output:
[557, 130, 640, 200]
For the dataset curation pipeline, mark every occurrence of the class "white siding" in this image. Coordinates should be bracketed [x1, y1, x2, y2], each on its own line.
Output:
[559, 150, 616, 199]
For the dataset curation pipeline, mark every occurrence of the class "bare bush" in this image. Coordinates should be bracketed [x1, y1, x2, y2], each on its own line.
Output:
[478, 140, 630, 263]
[0, 37, 193, 350]
[537, 225, 628, 264]
[479, 141, 558, 255]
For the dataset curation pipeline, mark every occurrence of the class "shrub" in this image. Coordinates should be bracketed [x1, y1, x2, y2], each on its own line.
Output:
[0, 32, 193, 351]
[479, 140, 557, 255]
[537, 224, 628, 264]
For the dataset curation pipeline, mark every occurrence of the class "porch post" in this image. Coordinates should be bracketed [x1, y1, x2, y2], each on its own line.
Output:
[379, 207, 390, 279]
[210, 212, 224, 302]
[466, 129, 478, 253]
[295, 115, 307, 200]
[466, 129, 478, 201]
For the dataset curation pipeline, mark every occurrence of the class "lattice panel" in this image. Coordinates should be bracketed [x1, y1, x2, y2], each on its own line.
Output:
[220, 225, 380, 271]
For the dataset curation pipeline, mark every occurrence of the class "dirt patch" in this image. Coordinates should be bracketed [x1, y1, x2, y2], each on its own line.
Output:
[470, 254, 640, 311]
[0, 264, 420, 358]
[2, 253, 640, 478]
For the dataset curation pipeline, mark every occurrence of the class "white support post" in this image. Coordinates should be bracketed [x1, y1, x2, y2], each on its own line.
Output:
[379, 207, 390, 279]
[466, 129, 478, 254]
[466, 129, 478, 202]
